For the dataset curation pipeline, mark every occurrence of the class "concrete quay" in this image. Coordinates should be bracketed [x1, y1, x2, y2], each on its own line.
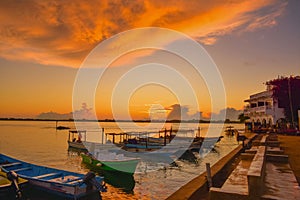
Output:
[167, 133, 300, 200]
[167, 133, 256, 200]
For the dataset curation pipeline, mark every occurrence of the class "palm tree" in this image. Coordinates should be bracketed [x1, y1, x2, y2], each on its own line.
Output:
[238, 113, 249, 123]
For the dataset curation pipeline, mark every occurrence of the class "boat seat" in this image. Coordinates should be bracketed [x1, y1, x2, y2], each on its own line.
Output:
[13, 167, 32, 172]
[0, 162, 22, 168]
[67, 179, 83, 185]
[64, 177, 82, 184]
[33, 173, 60, 179]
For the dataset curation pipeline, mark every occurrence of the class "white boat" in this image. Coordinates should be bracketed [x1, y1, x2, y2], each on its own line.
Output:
[82, 141, 140, 174]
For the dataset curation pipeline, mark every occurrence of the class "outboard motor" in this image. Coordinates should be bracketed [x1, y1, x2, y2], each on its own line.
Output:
[83, 171, 107, 192]
[7, 171, 22, 199]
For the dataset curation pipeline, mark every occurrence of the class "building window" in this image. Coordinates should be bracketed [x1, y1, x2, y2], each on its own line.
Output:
[251, 103, 257, 108]
[258, 102, 264, 107]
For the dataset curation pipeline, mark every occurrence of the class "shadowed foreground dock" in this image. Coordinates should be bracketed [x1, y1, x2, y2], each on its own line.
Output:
[167, 133, 300, 200]
[278, 135, 300, 184]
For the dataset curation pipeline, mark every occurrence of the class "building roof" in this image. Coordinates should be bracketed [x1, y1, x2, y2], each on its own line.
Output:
[244, 90, 272, 102]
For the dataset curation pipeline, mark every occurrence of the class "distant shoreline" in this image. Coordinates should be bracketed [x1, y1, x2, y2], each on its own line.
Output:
[0, 118, 242, 124]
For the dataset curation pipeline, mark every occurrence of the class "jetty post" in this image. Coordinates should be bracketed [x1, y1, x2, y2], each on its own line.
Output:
[146, 132, 148, 148]
[101, 128, 104, 144]
[164, 128, 167, 146]
[110, 133, 115, 144]
[206, 163, 212, 189]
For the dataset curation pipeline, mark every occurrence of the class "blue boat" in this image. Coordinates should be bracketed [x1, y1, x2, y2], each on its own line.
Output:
[0, 154, 106, 199]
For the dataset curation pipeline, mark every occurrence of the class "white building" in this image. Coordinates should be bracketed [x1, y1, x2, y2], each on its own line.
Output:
[244, 85, 285, 128]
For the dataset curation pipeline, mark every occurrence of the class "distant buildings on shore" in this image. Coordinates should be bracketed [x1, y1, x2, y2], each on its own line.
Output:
[244, 76, 300, 131]
[244, 85, 285, 127]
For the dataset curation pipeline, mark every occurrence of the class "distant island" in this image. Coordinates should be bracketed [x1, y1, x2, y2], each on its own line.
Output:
[0, 117, 242, 124]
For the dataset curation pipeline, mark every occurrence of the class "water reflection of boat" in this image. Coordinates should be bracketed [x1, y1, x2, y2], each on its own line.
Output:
[81, 157, 135, 192]
[177, 150, 198, 163]
[0, 154, 106, 199]
[189, 136, 224, 152]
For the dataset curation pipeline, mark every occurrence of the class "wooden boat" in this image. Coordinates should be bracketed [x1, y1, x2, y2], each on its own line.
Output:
[125, 135, 223, 153]
[55, 121, 70, 130]
[0, 170, 28, 199]
[56, 126, 70, 130]
[123, 143, 163, 152]
[0, 154, 106, 199]
[225, 126, 235, 136]
[81, 141, 140, 174]
[81, 151, 139, 175]
[67, 130, 88, 152]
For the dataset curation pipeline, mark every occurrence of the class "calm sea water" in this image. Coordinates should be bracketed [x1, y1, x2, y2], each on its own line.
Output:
[0, 120, 244, 199]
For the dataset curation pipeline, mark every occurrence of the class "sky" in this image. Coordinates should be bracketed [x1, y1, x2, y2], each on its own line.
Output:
[0, 0, 299, 120]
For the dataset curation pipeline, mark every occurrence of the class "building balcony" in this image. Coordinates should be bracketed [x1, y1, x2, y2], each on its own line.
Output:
[244, 105, 273, 116]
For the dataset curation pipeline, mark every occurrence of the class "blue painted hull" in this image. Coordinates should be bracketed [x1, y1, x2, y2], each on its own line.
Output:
[0, 154, 106, 199]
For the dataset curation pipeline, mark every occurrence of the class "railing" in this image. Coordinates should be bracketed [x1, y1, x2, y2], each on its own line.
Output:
[244, 105, 273, 115]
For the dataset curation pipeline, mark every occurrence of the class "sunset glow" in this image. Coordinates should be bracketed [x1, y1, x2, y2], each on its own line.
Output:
[0, 0, 299, 120]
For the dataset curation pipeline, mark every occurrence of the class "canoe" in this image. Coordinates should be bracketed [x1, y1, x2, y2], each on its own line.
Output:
[0, 170, 28, 199]
[0, 154, 106, 199]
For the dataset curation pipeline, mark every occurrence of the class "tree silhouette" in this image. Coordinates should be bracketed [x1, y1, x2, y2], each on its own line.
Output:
[267, 76, 300, 127]
[238, 113, 249, 123]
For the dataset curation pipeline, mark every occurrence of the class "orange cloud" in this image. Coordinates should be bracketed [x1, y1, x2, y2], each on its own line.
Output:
[0, 0, 287, 67]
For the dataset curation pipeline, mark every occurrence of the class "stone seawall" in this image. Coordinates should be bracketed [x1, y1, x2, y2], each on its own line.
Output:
[167, 134, 256, 200]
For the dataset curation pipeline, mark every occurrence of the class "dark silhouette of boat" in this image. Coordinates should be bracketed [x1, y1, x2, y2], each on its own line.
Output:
[56, 126, 70, 130]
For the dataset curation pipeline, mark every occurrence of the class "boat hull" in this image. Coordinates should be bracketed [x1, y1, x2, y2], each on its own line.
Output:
[0, 154, 105, 199]
[68, 141, 88, 152]
[81, 154, 139, 175]
[24, 178, 97, 199]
